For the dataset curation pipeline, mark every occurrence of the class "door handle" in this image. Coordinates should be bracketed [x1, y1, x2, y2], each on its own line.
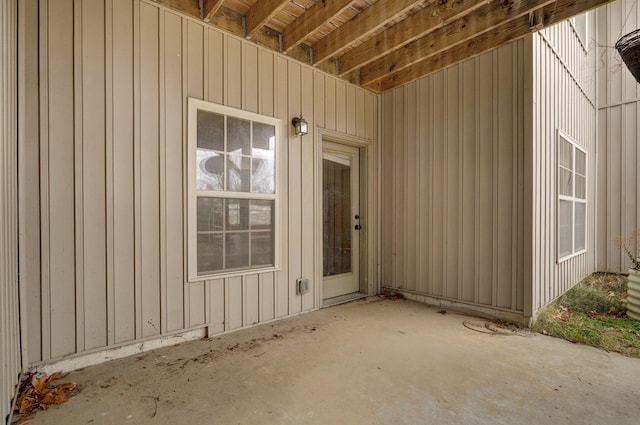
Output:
[354, 224, 362, 230]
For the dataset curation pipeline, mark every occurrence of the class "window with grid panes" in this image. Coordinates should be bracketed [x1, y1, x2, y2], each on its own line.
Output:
[557, 131, 587, 261]
[188, 98, 280, 279]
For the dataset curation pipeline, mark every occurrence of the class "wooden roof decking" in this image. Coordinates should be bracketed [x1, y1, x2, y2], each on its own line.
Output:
[152, 0, 613, 93]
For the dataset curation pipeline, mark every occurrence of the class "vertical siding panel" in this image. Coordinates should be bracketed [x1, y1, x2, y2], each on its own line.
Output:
[346, 85, 356, 136]
[105, 0, 114, 345]
[73, 0, 85, 355]
[477, 54, 493, 306]
[164, 12, 185, 331]
[446, 67, 460, 300]
[112, 0, 135, 344]
[301, 66, 315, 311]
[225, 37, 242, 108]
[185, 19, 205, 328]
[314, 72, 325, 129]
[47, 0, 76, 357]
[624, 104, 637, 249]
[23, 0, 42, 362]
[431, 72, 444, 297]
[497, 45, 514, 309]
[274, 56, 289, 318]
[226, 277, 243, 330]
[243, 44, 259, 113]
[405, 82, 417, 292]
[132, 0, 143, 340]
[259, 50, 274, 117]
[209, 279, 225, 334]
[260, 273, 275, 322]
[393, 88, 405, 288]
[2, 0, 21, 419]
[324, 77, 336, 131]
[207, 29, 223, 104]
[366, 93, 377, 293]
[381, 92, 394, 286]
[417, 79, 429, 293]
[610, 106, 622, 270]
[82, 0, 108, 350]
[461, 60, 476, 302]
[335, 80, 347, 134]
[139, 3, 161, 337]
[288, 61, 303, 314]
[356, 89, 366, 138]
[245, 275, 260, 325]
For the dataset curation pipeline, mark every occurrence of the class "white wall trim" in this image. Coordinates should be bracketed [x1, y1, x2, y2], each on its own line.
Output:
[33, 328, 207, 375]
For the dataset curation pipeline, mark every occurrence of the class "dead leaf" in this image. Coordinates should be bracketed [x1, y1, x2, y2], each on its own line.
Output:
[13, 372, 77, 415]
[15, 417, 35, 425]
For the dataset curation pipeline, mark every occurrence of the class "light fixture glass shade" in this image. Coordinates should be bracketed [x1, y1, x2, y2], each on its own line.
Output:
[292, 116, 308, 136]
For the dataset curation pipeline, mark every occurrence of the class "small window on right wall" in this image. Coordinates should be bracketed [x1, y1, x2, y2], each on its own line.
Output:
[558, 130, 587, 262]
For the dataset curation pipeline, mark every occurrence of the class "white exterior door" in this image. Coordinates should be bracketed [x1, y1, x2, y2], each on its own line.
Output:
[322, 142, 360, 301]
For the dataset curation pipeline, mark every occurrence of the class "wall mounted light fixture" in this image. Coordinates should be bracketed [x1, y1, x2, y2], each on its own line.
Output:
[291, 115, 308, 136]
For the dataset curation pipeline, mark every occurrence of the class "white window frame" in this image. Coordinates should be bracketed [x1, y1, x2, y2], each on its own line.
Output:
[187, 98, 281, 282]
[557, 129, 587, 263]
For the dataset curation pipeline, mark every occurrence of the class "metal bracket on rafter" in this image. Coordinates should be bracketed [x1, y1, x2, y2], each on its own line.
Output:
[242, 15, 247, 38]
[529, 8, 544, 31]
[334, 58, 341, 76]
[309, 47, 314, 66]
[199, 0, 204, 20]
[278, 32, 285, 54]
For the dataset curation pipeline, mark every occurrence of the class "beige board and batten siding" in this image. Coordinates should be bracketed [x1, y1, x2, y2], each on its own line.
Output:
[380, 40, 528, 318]
[595, 0, 640, 272]
[24, 0, 378, 365]
[1, 0, 21, 420]
[528, 13, 598, 312]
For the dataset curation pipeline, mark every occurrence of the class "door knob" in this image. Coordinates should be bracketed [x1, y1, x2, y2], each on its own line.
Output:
[354, 224, 362, 230]
[355, 214, 360, 219]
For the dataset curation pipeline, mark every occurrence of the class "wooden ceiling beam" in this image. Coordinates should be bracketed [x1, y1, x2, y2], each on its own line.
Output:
[338, 0, 486, 75]
[245, 0, 290, 37]
[360, 0, 555, 86]
[312, 0, 419, 65]
[282, 0, 357, 53]
[372, 0, 614, 92]
[203, 0, 225, 21]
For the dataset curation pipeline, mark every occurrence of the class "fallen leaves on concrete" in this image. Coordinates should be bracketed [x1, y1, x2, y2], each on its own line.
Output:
[14, 372, 77, 415]
[379, 290, 404, 301]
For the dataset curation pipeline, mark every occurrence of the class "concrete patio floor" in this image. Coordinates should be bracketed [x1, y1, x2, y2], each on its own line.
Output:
[20, 297, 640, 425]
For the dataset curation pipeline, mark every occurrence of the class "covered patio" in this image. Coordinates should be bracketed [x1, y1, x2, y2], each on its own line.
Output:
[21, 299, 640, 425]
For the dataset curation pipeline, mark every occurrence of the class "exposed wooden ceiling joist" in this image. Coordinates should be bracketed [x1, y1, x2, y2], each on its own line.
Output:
[282, 0, 357, 53]
[245, 0, 290, 37]
[371, 0, 613, 92]
[360, 0, 556, 86]
[311, 0, 418, 65]
[338, 0, 486, 75]
[203, 0, 225, 21]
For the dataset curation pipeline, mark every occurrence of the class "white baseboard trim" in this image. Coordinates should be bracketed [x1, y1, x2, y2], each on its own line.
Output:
[33, 328, 207, 375]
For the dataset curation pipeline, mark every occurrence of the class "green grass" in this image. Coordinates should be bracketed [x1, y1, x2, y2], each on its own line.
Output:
[532, 273, 640, 358]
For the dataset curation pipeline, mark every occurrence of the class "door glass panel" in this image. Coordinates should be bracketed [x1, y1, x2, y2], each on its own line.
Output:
[323, 158, 352, 277]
